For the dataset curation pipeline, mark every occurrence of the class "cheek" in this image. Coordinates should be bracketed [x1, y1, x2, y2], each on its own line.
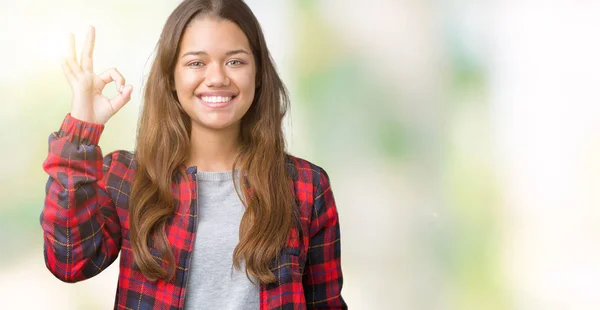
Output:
[174, 70, 200, 93]
[236, 70, 256, 95]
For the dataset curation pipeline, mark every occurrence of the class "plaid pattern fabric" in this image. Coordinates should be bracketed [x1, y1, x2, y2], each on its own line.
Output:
[41, 114, 347, 310]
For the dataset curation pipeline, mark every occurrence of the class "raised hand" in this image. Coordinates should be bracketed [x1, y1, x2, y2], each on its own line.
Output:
[61, 26, 133, 125]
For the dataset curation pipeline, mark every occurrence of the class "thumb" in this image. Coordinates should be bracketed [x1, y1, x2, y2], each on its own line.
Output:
[110, 84, 133, 113]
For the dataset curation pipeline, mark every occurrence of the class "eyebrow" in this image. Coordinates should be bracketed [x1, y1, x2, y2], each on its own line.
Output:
[181, 49, 250, 58]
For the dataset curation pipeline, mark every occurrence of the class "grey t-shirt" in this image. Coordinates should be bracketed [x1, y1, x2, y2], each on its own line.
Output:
[183, 170, 260, 310]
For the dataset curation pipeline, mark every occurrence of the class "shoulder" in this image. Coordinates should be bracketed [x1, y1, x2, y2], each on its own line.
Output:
[285, 155, 339, 231]
[285, 154, 331, 191]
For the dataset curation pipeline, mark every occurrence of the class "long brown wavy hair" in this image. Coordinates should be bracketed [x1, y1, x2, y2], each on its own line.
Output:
[129, 0, 297, 284]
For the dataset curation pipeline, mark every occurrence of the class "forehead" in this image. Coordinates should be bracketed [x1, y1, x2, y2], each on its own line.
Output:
[179, 16, 251, 55]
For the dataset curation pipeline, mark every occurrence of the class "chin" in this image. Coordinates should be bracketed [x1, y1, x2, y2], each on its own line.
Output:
[205, 123, 232, 130]
[196, 118, 238, 131]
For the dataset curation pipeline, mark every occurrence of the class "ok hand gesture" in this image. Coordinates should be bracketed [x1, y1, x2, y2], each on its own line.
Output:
[61, 26, 133, 125]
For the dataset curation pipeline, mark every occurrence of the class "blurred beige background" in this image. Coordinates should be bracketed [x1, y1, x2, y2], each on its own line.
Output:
[1, 0, 600, 309]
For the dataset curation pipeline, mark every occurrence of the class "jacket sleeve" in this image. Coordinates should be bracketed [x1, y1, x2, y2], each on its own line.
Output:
[40, 113, 122, 283]
[303, 168, 347, 309]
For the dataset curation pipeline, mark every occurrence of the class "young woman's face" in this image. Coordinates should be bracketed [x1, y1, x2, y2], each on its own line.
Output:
[174, 16, 256, 132]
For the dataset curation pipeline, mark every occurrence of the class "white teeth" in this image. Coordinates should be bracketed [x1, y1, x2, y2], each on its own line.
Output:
[201, 96, 232, 103]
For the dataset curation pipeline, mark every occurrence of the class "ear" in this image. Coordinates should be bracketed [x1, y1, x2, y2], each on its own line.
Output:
[255, 74, 261, 88]
[254, 61, 261, 88]
[169, 80, 180, 103]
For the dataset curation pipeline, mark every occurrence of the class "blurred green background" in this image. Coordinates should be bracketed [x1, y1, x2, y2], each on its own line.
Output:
[1, 1, 600, 309]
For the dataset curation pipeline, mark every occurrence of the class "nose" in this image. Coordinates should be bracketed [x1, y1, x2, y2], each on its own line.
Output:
[204, 63, 230, 87]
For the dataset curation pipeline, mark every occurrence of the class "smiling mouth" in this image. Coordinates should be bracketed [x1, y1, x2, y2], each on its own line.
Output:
[198, 95, 236, 108]
[200, 95, 234, 102]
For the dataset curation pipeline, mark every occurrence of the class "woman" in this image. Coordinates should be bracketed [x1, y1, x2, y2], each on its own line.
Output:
[40, 0, 346, 309]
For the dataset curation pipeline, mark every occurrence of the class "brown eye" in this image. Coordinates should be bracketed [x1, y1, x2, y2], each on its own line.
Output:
[226, 60, 244, 66]
[189, 61, 205, 67]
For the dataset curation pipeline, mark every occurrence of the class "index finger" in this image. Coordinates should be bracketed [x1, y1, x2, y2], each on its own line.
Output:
[80, 26, 95, 72]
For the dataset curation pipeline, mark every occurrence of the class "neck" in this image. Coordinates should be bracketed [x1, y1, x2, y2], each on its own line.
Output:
[187, 123, 241, 172]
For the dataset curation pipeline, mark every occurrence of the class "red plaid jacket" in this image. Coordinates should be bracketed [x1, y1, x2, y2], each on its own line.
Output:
[41, 114, 346, 310]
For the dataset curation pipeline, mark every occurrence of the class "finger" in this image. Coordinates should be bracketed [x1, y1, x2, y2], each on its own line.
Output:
[80, 26, 95, 72]
[65, 58, 82, 77]
[67, 33, 82, 75]
[94, 67, 125, 92]
[109, 84, 133, 112]
[60, 58, 76, 82]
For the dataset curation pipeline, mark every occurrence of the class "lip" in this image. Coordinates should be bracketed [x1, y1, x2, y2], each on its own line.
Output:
[196, 92, 237, 109]
[197, 91, 237, 97]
